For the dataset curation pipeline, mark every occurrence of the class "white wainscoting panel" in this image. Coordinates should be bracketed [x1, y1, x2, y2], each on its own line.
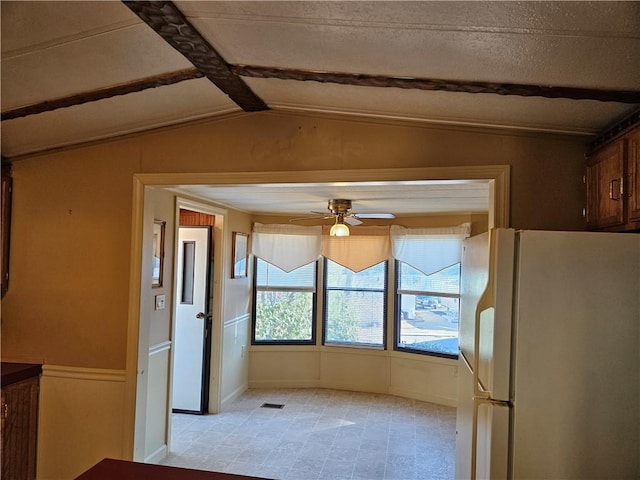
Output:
[37, 365, 126, 480]
[220, 314, 251, 409]
[248, 347, 458, 406]
[389, 353, 459, 406]
[144, 341, 171, 463]
[248, 347, 321, 389]
[320, 348, 390, 393]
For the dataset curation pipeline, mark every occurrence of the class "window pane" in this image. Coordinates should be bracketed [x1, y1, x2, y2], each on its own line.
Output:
[326, 261, 386, 289]
[398, 263, 460, 294]
[254, 291, 313, 341]
[397, 260, 460, 357]
[325, 260, 386, 347]
[256, 259, 315, 289]
[181, 241, 195, 304]
[398, 294, 459, 356]
[253, 258, 316, 343]
[326, 290, 385, 346]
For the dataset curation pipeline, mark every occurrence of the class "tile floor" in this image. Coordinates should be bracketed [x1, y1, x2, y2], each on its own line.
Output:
[160, 388, 456, 480]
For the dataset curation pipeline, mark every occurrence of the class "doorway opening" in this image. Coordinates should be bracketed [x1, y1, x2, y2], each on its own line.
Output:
[126, 166, 510, 462]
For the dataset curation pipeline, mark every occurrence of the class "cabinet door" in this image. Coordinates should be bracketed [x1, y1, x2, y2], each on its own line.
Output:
[586, 141, 624, 229]
[1, 378, 39, 480]
[627, 127, 640, 222]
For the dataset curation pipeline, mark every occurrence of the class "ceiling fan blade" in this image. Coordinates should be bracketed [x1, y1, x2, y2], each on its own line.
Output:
[289, 214, 331, 222]
[354, 213, 396, 219]
[344, 216, 363, 226]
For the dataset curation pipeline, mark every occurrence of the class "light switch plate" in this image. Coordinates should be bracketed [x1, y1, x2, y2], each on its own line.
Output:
[155, 294, 166, 310]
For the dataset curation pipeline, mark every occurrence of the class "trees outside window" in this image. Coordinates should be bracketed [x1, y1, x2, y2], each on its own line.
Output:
[324, 260, 386, 347]
[253, 258, 316, 344]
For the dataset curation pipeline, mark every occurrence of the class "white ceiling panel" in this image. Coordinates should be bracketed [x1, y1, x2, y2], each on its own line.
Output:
[182, 1, 640, 88]
[0, 1, 139, 55]
[172, 180, 490, 217]
[2, 23, 194, 109]
[177, 1, 640, 35]
[1, 79, 239, 157]
[249, 78, 632, 134]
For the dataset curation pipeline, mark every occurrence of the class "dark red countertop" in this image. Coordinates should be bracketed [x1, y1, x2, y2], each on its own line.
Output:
[1, 362, 42, 387]
[75, 459, 273, 480]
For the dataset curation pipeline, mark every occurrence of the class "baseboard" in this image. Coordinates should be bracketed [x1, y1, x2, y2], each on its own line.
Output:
[144, 444, 167, 464]
[221, 382, 248, 409]
[248, 379, 319, 390]
[320, 380, 388, 395]
[389, 386, 457, 407]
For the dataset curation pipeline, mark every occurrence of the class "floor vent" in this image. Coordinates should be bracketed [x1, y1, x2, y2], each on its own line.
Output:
[260, 402, 284, 409]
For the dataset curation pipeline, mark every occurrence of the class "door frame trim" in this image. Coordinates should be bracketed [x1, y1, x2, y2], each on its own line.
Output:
[174, 198, 227, 419]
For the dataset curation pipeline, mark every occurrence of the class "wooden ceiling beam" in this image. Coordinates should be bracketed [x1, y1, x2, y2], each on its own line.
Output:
[123, 1, 268, 112]
[1, 68, 203, 121]
[232, 65, 640, 104]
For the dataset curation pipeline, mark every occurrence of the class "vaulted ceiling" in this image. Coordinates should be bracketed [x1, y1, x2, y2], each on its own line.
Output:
[2, 1, 639, 216]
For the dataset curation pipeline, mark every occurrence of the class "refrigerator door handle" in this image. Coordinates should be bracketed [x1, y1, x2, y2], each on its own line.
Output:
[471, 230, 509, 479]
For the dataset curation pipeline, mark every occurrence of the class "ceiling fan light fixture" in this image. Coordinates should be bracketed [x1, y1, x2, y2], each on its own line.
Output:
[330, 217, 350, 237]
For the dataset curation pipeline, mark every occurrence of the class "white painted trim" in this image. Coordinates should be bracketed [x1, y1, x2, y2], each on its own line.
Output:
[224, 313, 250, 328]
[149, 341, 171, 356]
[221, 382, 248, 409]
[249, 345, 321, 353]
[41, 365, 125, 382]
[125, 176, 145, 461]
[144, 445, 168, 464]
[389, 349, 459, 366]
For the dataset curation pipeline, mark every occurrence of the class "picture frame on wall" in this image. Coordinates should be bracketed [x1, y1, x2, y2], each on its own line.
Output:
[152, 220, 166, 287]
[232, 232, 248, 278]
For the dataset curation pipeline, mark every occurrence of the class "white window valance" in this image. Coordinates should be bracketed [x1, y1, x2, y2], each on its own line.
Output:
[322, 226, 391, 273]
[390, 223, 471, 276]
[252, 223, 322, 272]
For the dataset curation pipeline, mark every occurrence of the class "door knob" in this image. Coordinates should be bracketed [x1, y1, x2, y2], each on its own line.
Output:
[196, 312, 212, 320]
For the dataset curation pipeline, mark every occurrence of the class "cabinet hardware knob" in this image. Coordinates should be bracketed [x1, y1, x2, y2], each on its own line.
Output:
[609, 178, 621, 201]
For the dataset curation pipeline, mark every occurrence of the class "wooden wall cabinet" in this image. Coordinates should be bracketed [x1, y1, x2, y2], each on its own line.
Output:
[586, 125, 640, 231]
[1, 365, 41, 480]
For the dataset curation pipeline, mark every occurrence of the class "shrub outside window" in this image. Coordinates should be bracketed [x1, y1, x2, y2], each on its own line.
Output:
[324, 259, 386, 347]
[396, 261, 460, 358]
[253, 258, 316, 344]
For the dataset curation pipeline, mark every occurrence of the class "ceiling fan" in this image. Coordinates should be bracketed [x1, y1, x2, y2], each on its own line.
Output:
[291, 199, 395, 236]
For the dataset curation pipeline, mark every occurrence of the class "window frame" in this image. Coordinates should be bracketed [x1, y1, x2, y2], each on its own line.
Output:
[394, 260, 460, 359]
[251, 256, 318, 345]
[322, 258, 388, 349]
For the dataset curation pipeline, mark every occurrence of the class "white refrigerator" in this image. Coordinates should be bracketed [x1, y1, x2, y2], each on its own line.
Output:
[455, 229, 640, 479]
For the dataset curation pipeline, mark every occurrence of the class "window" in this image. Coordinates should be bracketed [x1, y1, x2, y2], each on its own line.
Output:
[396, 261, 460, 358]
[324, 259, 387, 347]
[252, 258, 317, 344]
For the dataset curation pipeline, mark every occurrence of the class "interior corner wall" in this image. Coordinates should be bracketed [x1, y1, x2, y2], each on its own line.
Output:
[219, 209, 253, 409]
